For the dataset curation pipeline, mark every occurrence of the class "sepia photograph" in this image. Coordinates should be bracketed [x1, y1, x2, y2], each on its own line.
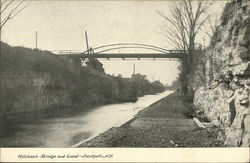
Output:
[0, 0, 249, 162]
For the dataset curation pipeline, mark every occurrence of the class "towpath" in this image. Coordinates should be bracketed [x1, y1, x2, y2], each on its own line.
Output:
[79, 92, 223, 147]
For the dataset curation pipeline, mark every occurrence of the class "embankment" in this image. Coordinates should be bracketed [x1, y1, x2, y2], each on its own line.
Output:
[79, 92, 223, 147]
[188, 0, 249, 147]
[0, 42, 165, 130]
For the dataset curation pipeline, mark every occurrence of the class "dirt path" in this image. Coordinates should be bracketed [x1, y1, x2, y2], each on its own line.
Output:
[79, 92, 223, 147]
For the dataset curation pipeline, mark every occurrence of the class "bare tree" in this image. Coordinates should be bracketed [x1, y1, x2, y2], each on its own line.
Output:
[202, 16, 219, 39]
[0, 0, 31, 30]
[157, 0, 213, 94]
[157, 0, 212, 66]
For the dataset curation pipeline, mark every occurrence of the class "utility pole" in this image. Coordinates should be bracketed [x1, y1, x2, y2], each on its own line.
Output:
[133, 63, 135, 75]
[85, 30, 89, 54]
[35, 31, 38, 49]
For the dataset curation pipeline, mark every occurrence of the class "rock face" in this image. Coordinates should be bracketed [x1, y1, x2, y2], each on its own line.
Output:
[1, 70, 72, 114]
[191, 0, 249, 147]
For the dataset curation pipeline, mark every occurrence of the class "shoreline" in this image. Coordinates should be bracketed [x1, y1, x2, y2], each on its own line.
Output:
[77, 91, 224, 147]
[0, 91, 161, 135]
[71, 91, 171, 148]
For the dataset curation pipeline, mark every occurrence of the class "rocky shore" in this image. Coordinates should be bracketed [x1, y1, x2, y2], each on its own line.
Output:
[78, 92, 224, 147]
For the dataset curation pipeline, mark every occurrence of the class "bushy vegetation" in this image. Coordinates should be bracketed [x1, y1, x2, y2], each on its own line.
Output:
[1, 42, 67, 74]
[174, 45, 206, 100]
[73, 70, 165, 105]
[165, 80, 180, 90]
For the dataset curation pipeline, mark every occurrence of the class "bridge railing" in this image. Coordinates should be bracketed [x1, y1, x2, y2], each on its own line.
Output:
[52, 50, 187, 55]
[51, 50, 85, 55]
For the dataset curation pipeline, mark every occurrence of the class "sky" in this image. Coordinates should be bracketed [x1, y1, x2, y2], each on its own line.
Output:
[1, 0, 226, 85]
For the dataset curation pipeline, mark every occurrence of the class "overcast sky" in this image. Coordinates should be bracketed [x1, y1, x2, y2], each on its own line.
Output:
[1, 0, 226, 85]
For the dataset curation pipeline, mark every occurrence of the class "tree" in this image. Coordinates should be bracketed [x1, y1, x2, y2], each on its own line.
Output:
[0, 0, 31, 30]
[158, 0, 212, 66]
[158, 0, 212, 93]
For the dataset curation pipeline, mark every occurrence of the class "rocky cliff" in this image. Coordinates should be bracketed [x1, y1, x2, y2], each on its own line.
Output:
[1, 43, 74, 115]
[190, 0, 249, 147]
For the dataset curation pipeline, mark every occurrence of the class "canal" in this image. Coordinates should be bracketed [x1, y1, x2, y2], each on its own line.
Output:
[1, 90, 173, 147]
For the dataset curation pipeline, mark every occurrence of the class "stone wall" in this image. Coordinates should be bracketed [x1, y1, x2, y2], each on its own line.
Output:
[1, 70, 72, 114]
[0, 43, 85, 130]
[191, 0, 249, 147]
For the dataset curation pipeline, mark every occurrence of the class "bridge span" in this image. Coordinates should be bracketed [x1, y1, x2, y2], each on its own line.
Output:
[57, 52, 186, 60]
[52, 42, 187, 60]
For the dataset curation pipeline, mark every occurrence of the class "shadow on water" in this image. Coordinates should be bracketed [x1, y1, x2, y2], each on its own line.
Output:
[1, 91, 173, 147]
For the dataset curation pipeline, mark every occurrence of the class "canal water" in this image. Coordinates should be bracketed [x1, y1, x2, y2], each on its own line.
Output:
[1, 90, 173, 147]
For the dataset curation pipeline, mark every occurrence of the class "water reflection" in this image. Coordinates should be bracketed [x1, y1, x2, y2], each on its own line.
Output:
[2, 91, 173, 147]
